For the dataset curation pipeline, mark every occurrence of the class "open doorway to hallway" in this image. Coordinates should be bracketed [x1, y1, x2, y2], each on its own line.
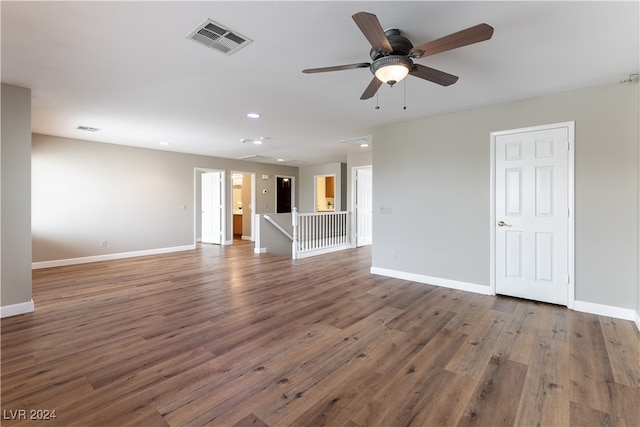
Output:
[276, 175, 295, 213]
[231, 171, 256, 243]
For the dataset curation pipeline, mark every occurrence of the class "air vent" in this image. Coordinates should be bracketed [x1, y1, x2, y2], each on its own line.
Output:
[238, 155, 303, 166]
[341, 135, 372, 147]
[187, 19, 252, 55]
[238, 155, 273, 162]
[76, 125, 101, 132]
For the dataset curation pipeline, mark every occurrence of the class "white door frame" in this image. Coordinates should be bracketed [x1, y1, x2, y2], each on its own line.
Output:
[351, 165, 373, 247]
[193, 167, 226, 245]
[231, 170, 256, 242]
[314, 174, 336, 212]
[489, 121, 575, 308]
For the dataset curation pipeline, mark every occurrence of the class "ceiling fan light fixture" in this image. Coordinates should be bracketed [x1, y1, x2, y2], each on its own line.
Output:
[371, 56, 412, 86]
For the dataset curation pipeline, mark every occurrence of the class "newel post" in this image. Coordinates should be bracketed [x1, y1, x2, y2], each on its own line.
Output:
[291, 207, 299, 259]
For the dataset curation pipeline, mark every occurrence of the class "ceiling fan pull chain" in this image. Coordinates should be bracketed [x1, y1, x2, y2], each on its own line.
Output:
[403, 78, 407, 110]
[375, 81, 380, 110]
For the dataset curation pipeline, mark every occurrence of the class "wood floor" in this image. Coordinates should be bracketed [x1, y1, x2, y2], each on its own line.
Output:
[2, 241, 639, 426]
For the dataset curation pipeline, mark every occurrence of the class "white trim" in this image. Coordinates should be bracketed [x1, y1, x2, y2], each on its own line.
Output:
[231, 170, 256, 243]
[313, 173, 337, 213]
[352, 165, 373, 248]
[297, 244, 352, 259]
[370, 267, 638, 326]
[32, 245, 195, 269]
[254, 247, 267, 254]
[370, 267, 493, 295]
[637, 78, 640, 333]
[573, 300, 637, 322]
[489, 121, 575, 307]
[1, 299, 34, 318]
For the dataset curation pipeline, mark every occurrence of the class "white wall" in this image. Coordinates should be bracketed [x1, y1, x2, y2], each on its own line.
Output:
[32, 134, 298, 264]
[1, 84, 33, 316]
[373, 82, 639, 313]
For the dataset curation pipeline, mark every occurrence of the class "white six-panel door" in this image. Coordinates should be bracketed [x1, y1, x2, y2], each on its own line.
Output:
[202, 171, 223, 244]
[493, 123, 573, 305]
[355, 167, 373, 247]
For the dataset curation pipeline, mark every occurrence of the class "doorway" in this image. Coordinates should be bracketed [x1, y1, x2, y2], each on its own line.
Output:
[315, 175, 336, 212]
[490, 122, 574, 306]
[231, 171, 255, 242]
[276, 175, 294, 213]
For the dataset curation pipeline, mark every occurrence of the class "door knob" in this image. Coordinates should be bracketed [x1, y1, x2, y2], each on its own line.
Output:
[497, 220, 511, 227]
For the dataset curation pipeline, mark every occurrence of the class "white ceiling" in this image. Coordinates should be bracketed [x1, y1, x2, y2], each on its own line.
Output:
[2, 1, 638, 166]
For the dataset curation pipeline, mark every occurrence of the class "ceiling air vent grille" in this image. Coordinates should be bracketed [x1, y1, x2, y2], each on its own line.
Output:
[341, 135, 372, 147]
[187, 19, 252, 55]
[76, 125, 101, 132]
[237, 155, 303, 166]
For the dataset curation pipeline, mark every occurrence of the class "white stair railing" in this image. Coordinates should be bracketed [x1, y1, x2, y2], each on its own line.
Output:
[292, 207, 351, 259]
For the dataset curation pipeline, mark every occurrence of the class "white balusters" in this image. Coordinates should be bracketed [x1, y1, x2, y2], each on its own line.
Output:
[291, 210, 351, 259]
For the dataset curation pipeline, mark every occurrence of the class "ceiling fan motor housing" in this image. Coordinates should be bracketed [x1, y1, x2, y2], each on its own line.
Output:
[369, 28, 413, 60]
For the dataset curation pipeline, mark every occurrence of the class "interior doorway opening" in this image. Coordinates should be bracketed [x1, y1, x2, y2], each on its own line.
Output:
[231, 171, 256, 242]
[315, 174, 336, 212]
[276, 175, 295, 213]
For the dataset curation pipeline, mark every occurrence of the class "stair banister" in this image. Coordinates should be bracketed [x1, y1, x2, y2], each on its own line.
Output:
[292, 207, 299, 259]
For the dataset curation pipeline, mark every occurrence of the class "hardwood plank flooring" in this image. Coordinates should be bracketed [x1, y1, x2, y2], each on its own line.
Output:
[2, 241, 639, 426]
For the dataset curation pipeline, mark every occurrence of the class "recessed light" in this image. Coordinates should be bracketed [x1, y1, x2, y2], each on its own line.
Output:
[360, 143, 369, 148]
[252, 139, 263, 145]
[246, 112, 261, 119]
[159, 141, 170, 146]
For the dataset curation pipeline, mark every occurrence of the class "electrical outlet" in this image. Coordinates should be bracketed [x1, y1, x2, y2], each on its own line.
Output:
[379, 206, 392, 215]
[100, 240, 107, 247]
[391, 251, 397, 260]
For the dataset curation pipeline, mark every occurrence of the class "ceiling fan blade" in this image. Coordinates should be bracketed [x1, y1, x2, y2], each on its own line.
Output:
[302, 63, 370, 74]
[410, 23, 494, 59]
[352, 12, 393, 54]
[409, 64, 459, 86]
[360, 77, 382, 100]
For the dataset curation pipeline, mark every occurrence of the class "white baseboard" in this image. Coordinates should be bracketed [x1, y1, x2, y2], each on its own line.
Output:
[573, 300, 638, 323]
[241, 235, 254, 241]
[32, 244, 196, 269]
[1, 299, 34, 318]
[370, 267, 639, 330]
[254, 247, 266, 254]
[370, 267, 493, 295]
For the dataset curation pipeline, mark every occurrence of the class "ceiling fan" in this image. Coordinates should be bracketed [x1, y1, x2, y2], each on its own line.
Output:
[303, 12, 494, 100]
